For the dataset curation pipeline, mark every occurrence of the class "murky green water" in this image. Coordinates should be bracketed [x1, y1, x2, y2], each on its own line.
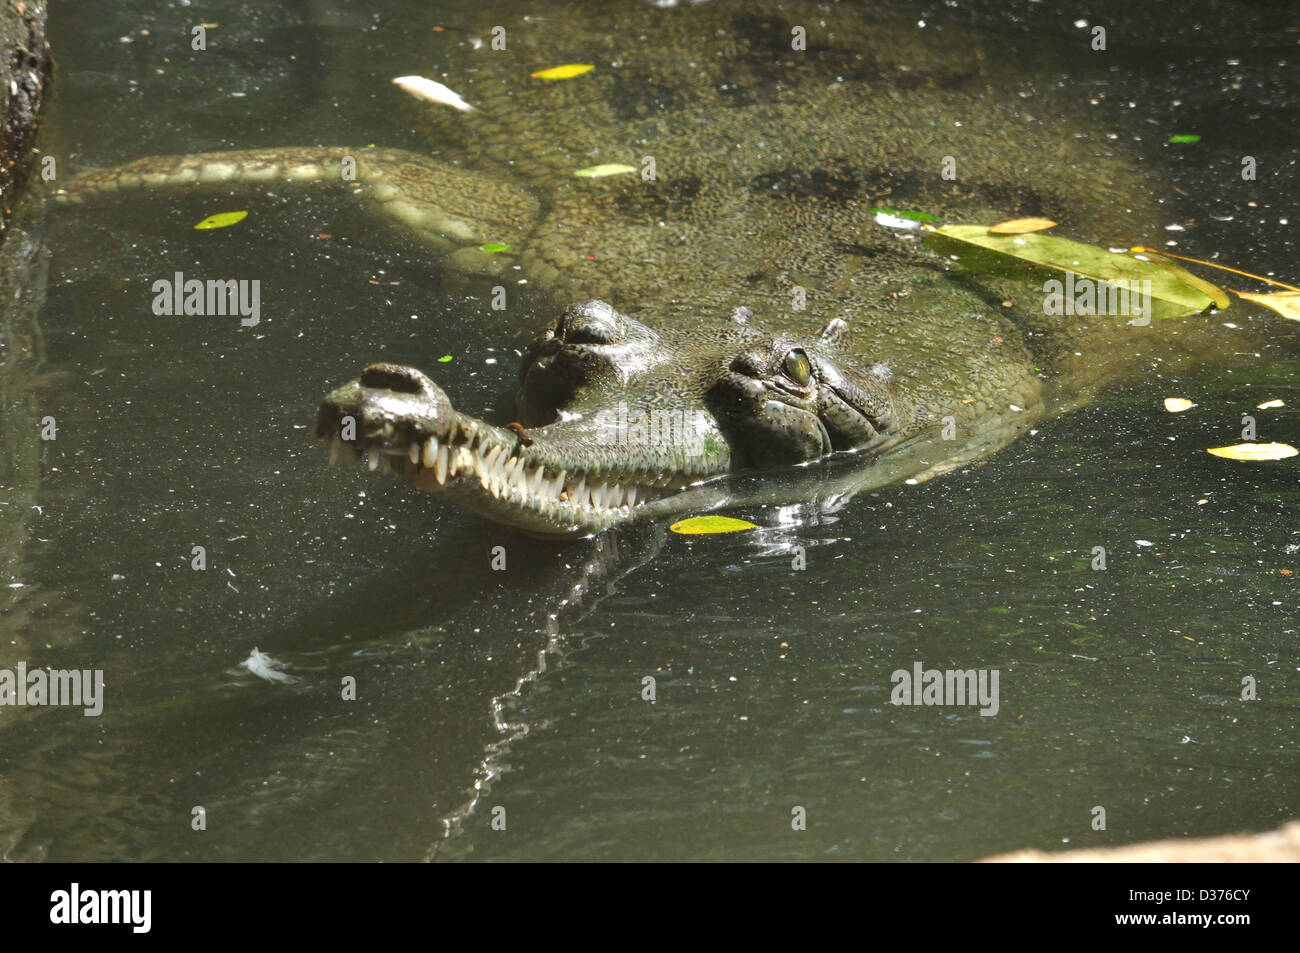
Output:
[0, 0, 1295, 861]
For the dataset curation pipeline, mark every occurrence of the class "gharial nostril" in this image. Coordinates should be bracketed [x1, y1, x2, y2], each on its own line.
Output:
[558, 299, 625, 345]
[359, 363, 429, 394]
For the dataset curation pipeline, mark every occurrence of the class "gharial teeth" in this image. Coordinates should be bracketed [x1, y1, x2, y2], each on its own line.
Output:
[335, 423, 657, 515]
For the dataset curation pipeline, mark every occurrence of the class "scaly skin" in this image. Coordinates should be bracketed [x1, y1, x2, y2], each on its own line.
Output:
[55, 3, 1226, 535]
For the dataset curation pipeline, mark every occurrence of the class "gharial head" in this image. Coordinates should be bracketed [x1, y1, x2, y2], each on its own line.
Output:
[312, 299, 916, 536]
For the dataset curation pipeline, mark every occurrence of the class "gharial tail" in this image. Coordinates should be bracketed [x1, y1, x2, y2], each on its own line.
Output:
[54, 146, 541, 266]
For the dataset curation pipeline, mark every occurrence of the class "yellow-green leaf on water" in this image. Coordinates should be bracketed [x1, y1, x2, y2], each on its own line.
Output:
[437, 355, 453, 363]
[1234, 290, 1300, 321]
[194, 210, 248, 230]
[1168, 134, 1201, 144]
[531, 64, 594, 81]
[573, 163, 637, 178]
[670, 515, 758, 535]
[988, 217, 1058, 234]
[479, 242, 510, 253]
[1163, 397, 1197, 413]
[1206, 442, 1298, 461]
[1134, 252, 1231, 310]
[1131, 247, 1300, 295]
[927, 226, 1226, 317]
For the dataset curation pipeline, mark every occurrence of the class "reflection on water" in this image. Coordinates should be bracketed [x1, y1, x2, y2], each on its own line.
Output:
[0, 0, 1295, 861]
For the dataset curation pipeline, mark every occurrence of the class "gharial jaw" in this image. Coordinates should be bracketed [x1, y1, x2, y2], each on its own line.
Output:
[312, 363, 730, 536]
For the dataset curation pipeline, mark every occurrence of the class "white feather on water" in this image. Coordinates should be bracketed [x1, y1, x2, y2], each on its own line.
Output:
[239, 647, 299, 685]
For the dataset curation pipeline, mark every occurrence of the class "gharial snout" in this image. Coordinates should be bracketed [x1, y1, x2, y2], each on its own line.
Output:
[311, 360, 696, 534]
[313, 362, 460, 478]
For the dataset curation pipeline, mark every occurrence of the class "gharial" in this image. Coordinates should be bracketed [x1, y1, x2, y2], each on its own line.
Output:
[55, 4, 1248, 537]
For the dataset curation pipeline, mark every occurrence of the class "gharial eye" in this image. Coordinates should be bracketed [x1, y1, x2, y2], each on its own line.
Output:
[783, 349, 812, 387]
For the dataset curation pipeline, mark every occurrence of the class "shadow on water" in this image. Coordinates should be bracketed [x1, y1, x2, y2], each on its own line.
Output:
[0, 0, 1296, 860]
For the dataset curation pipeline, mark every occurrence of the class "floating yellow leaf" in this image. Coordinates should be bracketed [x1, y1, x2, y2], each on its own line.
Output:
[670, 515, 758, 535]
[1257, 399, 1285, 409]
[573, 163, 637, 178]
[988, 217, 1058, 234]
[194, 210, 248, 230]
[1206, 442, 1298, 461]
[1163, 397, 1197, 413]
[1234, 290, 1300, 321]
[531, 64, 595, 81]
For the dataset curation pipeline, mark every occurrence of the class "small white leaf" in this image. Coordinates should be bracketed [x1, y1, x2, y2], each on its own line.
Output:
[392, 75, 473, 112]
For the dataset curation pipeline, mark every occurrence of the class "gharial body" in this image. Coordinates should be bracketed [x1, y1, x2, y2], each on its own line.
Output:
[56, 3, 1236, 536]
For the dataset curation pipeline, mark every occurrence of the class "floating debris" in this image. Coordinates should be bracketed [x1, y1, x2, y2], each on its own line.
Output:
[239, 647, 299, 685]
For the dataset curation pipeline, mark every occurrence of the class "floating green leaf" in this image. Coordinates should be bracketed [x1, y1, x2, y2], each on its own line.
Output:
[927, 225, 1227, 317]
[1168, 134, 1201, 144]
[194, 210, 248, 230]
[670, 515, 758, 535]
[870, 207, 938, 222]
[479, 242, 510, 253]
[573, 163, 637, 179]
[1134, 251, 1231, 309]
[437, 355, 453, 363]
